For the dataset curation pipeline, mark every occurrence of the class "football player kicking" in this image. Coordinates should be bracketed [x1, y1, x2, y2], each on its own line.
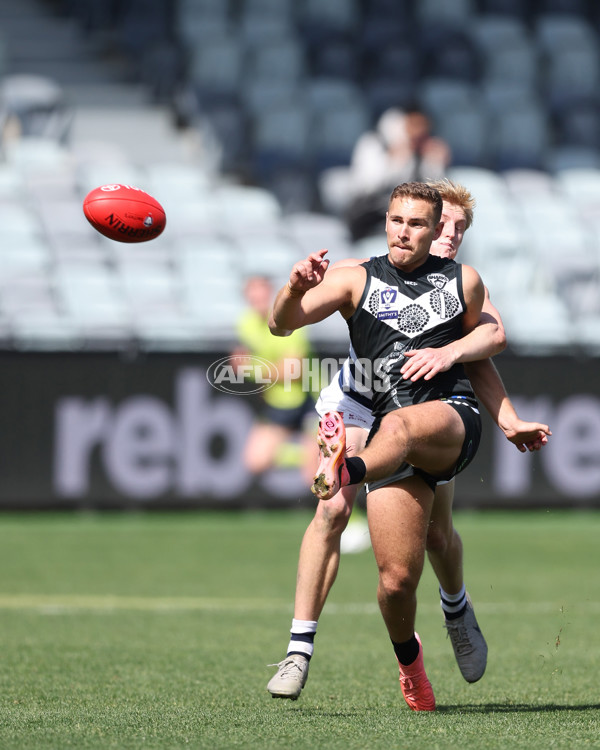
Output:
[266, 180, 550, 709]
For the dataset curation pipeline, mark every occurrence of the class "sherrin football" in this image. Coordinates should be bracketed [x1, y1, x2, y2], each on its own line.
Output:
[83, 184, 166, 243]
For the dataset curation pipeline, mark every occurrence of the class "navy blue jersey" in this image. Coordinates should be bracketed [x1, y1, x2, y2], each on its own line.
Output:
[347, 253, 476, 418]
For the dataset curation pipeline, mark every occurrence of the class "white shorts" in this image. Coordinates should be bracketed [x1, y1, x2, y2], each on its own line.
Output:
[315, 372, 375, 430]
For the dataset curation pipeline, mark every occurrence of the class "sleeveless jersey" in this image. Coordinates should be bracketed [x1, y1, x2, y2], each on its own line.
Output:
[346, 253, 476, 418]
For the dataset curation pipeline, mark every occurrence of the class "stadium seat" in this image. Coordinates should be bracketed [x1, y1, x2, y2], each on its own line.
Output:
[555, 99, 600, 151]
[299, 0, 362, 38]
[311, 40, 361, 81]
[311, 102, 372, 172]
[490, 104, 550, 171]
[236, 233, 300, 279]
[365, 42, 421, 87]
[0, 240, 51, 283]
[415, 0, 476, 26]
[546, 145, 600, 172]
[424, 31, 481, 83]
[187, 37, 244, 102]
[544, 47, 600, 111]
[241, 79, 301, 119]
[145, 163, 213, 203]
[242, 0, 294, 18]
[363, 78, 417, 121]
[265, 168, 317, 214]
[244, 41, 307, 85]
[446, 166, 509, 202]
[480, 80, 539, 117]
[239, 13, 296, 47]
[469, 14, 529, 53]
[174, 14, 232, 48]
[502, 293, 574, 354]
[360, 14, 414, 58]
[478, 0, 534, 20]
[537, 0, 587, 13]
[418, 78, 479, 121]
[284, 211, 353, 265]
[534, 13, 597, 54]
[304, 77, 365, 116]
[252, 106, 312, 179]
[214, 184, 282, 230]
[77, 161, 147, 196]
[200, 102, 250, 174]
[436, 106, 490, 167]
[177, 238, 238, 284]
[502, 169, 556, 198]
[483, 44, 540, 87]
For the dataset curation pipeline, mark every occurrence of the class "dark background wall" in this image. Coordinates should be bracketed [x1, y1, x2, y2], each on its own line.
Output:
[1, 350, 597, 510]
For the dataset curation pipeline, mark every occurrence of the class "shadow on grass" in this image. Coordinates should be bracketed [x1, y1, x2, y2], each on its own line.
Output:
[436, 703, 600, 713]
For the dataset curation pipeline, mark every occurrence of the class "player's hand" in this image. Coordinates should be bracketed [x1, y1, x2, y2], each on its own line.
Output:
[400, 346, 456, 382]
[503, 420, 552, 453]
[288, 249, 330, 294]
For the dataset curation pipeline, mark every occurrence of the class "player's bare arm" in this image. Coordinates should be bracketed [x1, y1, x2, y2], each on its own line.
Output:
[269, 249, 365, 335]
[465, 358, 551, 452]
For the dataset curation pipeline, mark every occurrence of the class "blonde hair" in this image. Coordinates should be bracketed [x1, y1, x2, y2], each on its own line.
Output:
[426, 178, 475, 229]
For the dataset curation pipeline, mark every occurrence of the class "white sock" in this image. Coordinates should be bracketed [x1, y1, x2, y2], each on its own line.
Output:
[440, 584, 467, 619]
[287, 618, 318, 659]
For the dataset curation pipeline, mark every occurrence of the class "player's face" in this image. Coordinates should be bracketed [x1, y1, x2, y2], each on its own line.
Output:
[385, 196, 442, 271]
[430, 202, 467, 260]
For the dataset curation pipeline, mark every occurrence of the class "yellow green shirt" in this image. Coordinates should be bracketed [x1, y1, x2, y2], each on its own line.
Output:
[236, 310, 312, 409]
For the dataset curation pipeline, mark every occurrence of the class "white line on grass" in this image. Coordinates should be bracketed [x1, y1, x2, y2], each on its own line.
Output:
[0, 595, 598, 615]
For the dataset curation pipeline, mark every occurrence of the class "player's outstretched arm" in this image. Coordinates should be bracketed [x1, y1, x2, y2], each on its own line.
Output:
[269, 249, 363, 336]
[465, 358, 551, 452]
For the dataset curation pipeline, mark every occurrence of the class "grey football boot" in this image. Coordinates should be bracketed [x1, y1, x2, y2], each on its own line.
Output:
[267, 654, 309, 699]
[444, 593, 488, 683]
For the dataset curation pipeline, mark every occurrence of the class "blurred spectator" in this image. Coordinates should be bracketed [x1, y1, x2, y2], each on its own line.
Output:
[338, 108, 451, 240]
[346, 108, 451, 239]
[233, 276, 318, 484]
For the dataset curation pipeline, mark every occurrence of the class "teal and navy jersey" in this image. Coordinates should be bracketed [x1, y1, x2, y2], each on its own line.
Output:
[346, 253, 476, 418]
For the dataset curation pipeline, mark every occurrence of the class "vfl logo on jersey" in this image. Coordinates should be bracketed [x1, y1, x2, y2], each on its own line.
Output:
[377, 287, 399, 320]
[427, 273, 449, 290]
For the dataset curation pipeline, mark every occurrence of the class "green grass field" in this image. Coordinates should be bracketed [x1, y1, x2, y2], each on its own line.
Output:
[0, 510, 598, 749]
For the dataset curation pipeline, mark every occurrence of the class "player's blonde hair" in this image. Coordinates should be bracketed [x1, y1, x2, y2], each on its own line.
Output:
[427, 178, 475, 229]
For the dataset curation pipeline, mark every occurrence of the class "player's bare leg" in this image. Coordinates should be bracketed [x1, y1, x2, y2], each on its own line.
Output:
[359, 402, 466, 483]
[268, 427, 366, 699]
[427, 481, 463, 594]
[428, 480, 487, 683]
[367, 476, 436, 710]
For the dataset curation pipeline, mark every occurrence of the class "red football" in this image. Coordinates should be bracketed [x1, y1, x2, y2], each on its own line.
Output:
[83, 184, 166, 243]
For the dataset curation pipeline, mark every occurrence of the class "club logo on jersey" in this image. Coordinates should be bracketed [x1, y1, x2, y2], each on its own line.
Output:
[427, 273, 450, 290]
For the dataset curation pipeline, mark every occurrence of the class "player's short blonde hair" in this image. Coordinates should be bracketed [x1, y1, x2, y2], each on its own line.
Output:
[426, 178, 475, 229]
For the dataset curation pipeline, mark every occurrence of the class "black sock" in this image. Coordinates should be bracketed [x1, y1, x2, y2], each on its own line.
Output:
[392, 635, 419, 666]
[345, 456, 366, 485]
